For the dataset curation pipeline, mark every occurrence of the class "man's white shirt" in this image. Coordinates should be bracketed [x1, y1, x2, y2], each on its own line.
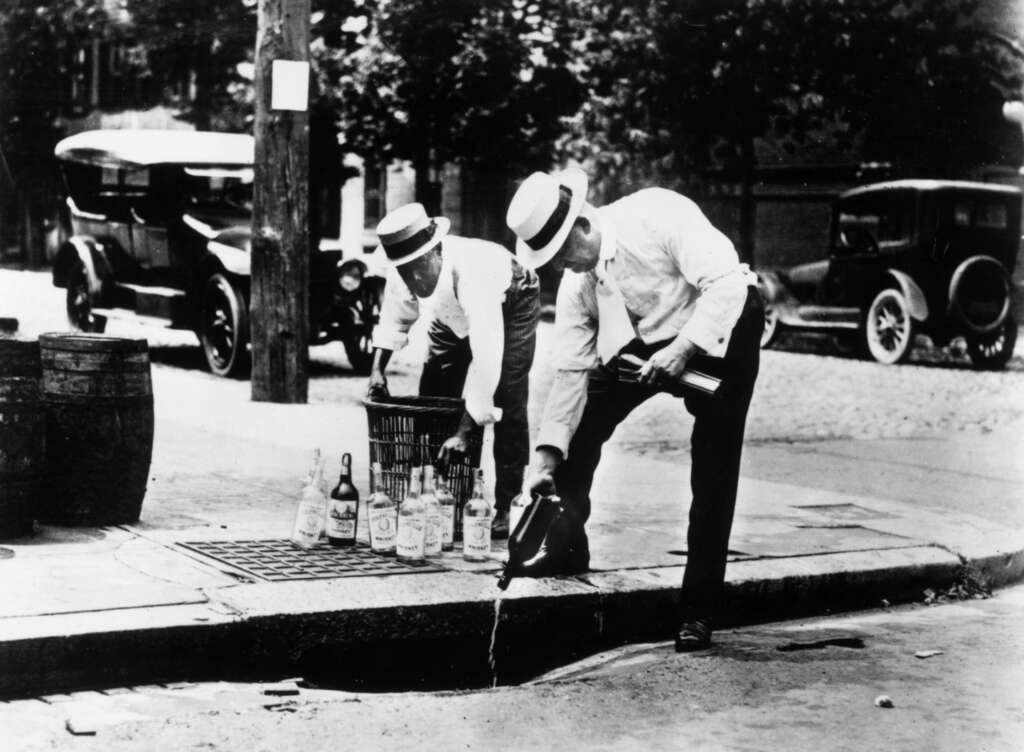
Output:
[537, 188, 757, 456]
[372, 235, 514, 425]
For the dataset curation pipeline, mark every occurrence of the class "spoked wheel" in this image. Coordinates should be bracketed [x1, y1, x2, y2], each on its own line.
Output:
[761, 304, 779, 349]
[65, 261, 106, 333]
[966, 316, 1017, 370]
[343, 280, 382, 374]
[863, 288, 914, 365]
[200, 273, 250, 377]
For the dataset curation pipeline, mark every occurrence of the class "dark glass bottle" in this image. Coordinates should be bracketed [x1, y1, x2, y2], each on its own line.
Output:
[327, 452, 359, 546]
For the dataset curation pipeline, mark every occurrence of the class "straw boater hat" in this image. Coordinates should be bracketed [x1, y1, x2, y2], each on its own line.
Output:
[376, 203, 451, 266]
[505, 166, 588, 270]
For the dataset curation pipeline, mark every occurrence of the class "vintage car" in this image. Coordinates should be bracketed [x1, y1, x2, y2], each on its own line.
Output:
[51, 129, 383, 376]
[757, 179, 1020, 369]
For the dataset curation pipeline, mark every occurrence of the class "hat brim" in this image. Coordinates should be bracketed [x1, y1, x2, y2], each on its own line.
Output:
[387, 217, 451, 266]
[515, 167, 589, 270]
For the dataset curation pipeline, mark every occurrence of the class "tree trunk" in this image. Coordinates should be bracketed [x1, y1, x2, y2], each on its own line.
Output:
[459, 164, 513, 247]
[738, 133, 757, 266]
[250, 0, 310, 403]
[413, 153, 442, 217]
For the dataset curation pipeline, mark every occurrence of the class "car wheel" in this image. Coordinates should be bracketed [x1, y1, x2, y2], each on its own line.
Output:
[863, 288, 914, 365]
[200, 273, 250, 377]
[966, 316, 1017, 370]
[761, 304, 779, 349]
[343, 280, 382, 374]
[65, 261, 107, 333]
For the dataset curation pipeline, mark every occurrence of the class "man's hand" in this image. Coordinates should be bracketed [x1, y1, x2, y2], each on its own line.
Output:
[366, 368, 390, 402]
[638, 337, 698, 387]
[526, 446, 562, 496]
[437, 432, 470, 471]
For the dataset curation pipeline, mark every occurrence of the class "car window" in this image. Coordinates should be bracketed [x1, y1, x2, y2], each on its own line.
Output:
[836, 191, 915, 255]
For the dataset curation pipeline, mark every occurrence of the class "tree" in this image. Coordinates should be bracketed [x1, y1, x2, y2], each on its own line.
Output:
[0, 0, 109, 262]
[559, 0, 1024, 262]
[125, 0, 255, 131]
[316, 0, 584, 235]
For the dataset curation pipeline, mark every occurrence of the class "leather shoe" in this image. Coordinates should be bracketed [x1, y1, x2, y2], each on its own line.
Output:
[674, 618, 712, 652]
[491, 509, 510, 540]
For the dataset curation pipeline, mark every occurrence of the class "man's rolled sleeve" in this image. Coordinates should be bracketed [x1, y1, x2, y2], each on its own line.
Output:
[461, 279, 506, 426]
[536, 272, 599, 457]
[372, 268, 419, 351]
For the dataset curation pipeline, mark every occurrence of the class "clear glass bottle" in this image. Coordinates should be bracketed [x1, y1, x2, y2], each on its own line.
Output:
[367, 462, 397, 555]
[434, 467, 456, 552]
[421, 465, 442, 558]
[326, 452, 359, 547]
[396, 466, 425, 564]
[291, 449, 327, 549]
[462, 468, 491, 562]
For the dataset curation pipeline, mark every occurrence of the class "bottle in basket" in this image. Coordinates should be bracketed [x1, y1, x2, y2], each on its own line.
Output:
[463, 468, 491, 562]
[421, 465, 442, 558]
[396, 466, 426, 563]
[367, 462, 397, 555]
[327, 453, 359, 547]
[291, 449, 327, 549]
[434, 467, 456, 552]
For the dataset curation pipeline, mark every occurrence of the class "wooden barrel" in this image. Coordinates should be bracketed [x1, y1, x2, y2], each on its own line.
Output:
[39, 333, 154, 525]
[0, 340, 43, 538]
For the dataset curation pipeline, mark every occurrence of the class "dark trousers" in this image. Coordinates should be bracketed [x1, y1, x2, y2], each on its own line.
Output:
[418, 263, 540, 512]
[554, 287, 764, 619]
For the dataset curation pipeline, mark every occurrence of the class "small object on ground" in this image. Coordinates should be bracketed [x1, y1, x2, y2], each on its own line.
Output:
[874, 694, 894, 708]
[262, 683, 301, 696]
[65, 718, 98, 736]
[880, 598, 891, 607]
[914, 649, 944, 659]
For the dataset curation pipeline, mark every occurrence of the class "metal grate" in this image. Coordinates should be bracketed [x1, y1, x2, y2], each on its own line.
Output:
[177, 539, 446, 581]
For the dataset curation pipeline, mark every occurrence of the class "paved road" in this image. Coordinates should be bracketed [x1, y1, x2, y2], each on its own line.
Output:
[5, 586, 1022, 751]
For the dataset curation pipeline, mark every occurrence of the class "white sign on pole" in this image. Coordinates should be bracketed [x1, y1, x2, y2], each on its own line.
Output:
[270, 60, 310, 111]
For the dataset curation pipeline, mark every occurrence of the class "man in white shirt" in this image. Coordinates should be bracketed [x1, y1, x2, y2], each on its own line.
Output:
[506, 168, 764, 652]
[368, 203, 540, 536]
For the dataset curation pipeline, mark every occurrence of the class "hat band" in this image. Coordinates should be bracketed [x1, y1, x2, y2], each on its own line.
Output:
[526, 186, 573, 252]
[383, 219, 438, 260]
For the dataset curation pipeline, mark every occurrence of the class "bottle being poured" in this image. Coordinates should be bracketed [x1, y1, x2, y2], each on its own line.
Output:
[291, 448, 327, 549]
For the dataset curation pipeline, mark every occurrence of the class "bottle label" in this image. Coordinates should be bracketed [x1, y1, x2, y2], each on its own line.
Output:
[440, 506, 455, 546]
[396, 515, 425, 559]
[424, 510, 442, 555]
[326, 499, 358, 540]
[463, 516, 491, 556]
[291, 497, 324, 547]
[369, 506, 397, 551]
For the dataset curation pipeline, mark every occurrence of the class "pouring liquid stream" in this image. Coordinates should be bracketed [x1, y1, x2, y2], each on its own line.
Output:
[488, 594, 503, 688]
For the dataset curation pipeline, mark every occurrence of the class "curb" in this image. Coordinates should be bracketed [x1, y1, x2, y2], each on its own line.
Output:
[0, 544, 1018, 698]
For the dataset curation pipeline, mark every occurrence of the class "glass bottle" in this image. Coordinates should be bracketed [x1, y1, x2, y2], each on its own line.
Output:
[421, 465, 442, 558]
[326, 452, 359, 547]
[462, 468, 491, 562]
[291, 449, 327, 549]
[367, 462, 397, 555]
[434, 467, 456, 552]
[396, 466, 426, 564]
[509, 482, 532, 539]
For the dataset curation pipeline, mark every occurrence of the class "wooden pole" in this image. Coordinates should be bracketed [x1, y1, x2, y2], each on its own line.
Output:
[251, 0, 310, 403]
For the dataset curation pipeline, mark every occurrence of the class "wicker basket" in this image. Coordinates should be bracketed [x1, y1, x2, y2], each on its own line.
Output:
[364, 395, 484, 532]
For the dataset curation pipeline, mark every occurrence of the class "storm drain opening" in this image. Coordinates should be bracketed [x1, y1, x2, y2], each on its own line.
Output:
[177, 539, 446, 581]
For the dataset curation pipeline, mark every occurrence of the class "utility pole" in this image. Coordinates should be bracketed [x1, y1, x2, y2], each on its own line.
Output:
[251, 0, 311, 403]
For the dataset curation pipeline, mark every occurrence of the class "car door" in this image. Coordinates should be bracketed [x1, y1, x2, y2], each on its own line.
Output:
[127, 168, 172, 269]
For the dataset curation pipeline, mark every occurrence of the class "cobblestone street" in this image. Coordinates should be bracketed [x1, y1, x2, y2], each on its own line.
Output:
[4, 266, 1022, 456]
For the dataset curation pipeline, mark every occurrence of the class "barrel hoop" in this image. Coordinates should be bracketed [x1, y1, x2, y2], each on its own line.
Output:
[44, 393, 154, 407]
[40, 349, 151, 373]
[41, 371, 152, 398]
[39, 333, 148, 354]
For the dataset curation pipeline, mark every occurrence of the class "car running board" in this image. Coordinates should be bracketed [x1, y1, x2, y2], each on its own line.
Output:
[781, 305, 861, 329]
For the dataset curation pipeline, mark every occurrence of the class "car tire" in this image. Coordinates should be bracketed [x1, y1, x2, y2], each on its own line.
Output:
[966, 315, 1017, 371]
[863, 287, 915, 365]
[200, 273, 250, 378]
[761, 304, 779, 349]
[65, 260, 107, 333]
[342, 279, 382, 374]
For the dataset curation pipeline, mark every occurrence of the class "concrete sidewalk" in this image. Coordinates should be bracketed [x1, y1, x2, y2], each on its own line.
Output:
[1, 365, 1022, 698]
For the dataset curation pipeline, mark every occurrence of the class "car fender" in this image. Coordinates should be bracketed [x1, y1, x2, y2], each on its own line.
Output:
[206, 240, 251, 277]
[946, 255, 1012, 335]
[884, 269, 928, 322]
[52, 237, 110, 294]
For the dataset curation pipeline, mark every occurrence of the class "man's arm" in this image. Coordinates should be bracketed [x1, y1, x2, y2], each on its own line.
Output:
[367, 268, 420, 399]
